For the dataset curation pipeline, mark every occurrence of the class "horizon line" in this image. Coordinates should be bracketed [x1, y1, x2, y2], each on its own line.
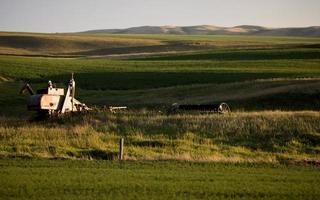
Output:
[1, 24, 320, 34]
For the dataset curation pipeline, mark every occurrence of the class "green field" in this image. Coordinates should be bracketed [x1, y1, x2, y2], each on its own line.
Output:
[0, 33, 319, 156]
[0, 159, 319, 200]
[0, 32, 320, 199]
[1, 33, 320, 114]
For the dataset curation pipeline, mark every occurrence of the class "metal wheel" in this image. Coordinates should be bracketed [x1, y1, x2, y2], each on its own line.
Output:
[217, 103, 231, 114]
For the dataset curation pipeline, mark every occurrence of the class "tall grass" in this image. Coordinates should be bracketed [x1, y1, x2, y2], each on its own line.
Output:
[1, 111, 319, 163]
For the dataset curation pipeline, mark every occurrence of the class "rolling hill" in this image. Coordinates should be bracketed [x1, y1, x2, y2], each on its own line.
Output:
[81, 25, 320, 37]
[1, 32, 320, 57]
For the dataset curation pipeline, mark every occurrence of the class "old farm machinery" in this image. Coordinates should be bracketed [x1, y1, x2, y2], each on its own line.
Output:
[20, 74, 91, 117]
[169, 102, 231, 114]
[20, 74, 231, 117]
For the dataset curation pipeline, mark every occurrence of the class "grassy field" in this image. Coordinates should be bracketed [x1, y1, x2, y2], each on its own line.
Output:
[1, 42, 320, 112]
[1, 111, 319, 163]
[1, 32, 320, 56]
[0, 33, 319, 159]
[0, 159, 319, 200]
[0, 32, 320, 199]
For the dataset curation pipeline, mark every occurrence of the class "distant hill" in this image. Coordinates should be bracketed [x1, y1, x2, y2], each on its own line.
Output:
[81, 25, 320, 37]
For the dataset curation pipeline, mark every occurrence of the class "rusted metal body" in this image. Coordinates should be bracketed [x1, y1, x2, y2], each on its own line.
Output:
[170, 102, 231, 114]
[21, 74, 90, 117]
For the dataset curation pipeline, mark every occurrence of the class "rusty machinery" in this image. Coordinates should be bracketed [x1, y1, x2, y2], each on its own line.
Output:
[20, 74, 230, 117]
[20, 74, 91, 117]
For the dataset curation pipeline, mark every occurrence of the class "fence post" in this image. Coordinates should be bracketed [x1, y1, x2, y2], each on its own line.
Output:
[119, 138, 124, 160]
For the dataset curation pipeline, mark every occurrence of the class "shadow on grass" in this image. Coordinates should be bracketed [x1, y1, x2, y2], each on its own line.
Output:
[229, 93, 320, 111]
[65, 41, 200, 56]
[129, 139, 176, 148]
[28, 71, 298, 90]
[67, 149, 118, 160]
[137, 48, 320, 61]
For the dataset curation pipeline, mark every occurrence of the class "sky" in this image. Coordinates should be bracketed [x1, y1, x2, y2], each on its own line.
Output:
[0, 0, 319, 33]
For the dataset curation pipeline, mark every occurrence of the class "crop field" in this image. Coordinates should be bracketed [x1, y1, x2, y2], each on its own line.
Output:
[1, 159, 319, 200]
[0, 32, 320, 199]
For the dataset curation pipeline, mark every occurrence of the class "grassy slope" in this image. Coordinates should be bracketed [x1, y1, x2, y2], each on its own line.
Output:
[1, 55, 320, 86]
[0, 32, 164, 55]
[1, 49, 320, 114]
[1, 111, 319, 163]
[1, 32, 320, 56]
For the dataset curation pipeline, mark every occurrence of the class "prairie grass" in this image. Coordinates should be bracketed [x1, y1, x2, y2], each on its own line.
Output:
[0, 111, 319, 163]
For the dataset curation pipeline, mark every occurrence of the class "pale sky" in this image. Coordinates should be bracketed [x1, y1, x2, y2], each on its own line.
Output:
[0, 0, 319, 33]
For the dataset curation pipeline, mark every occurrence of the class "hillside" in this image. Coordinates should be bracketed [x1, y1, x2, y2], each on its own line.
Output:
[81, 25, 320, 37]
[1, 32, 320, 57]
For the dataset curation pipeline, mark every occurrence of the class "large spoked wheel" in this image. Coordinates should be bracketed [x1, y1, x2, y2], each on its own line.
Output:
[169, 103, 180, 114]
[217, 103, 231, 114]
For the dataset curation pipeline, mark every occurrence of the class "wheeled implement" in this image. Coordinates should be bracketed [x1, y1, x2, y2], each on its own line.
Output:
[20, 74, 90, 117]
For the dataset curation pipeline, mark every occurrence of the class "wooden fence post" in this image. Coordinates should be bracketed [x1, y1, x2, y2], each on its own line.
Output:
[119, 138, 124, 160]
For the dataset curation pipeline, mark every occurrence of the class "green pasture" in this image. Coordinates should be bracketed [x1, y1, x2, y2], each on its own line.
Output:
[0, 41, 320, 115]
[0, 159, 319, 200]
